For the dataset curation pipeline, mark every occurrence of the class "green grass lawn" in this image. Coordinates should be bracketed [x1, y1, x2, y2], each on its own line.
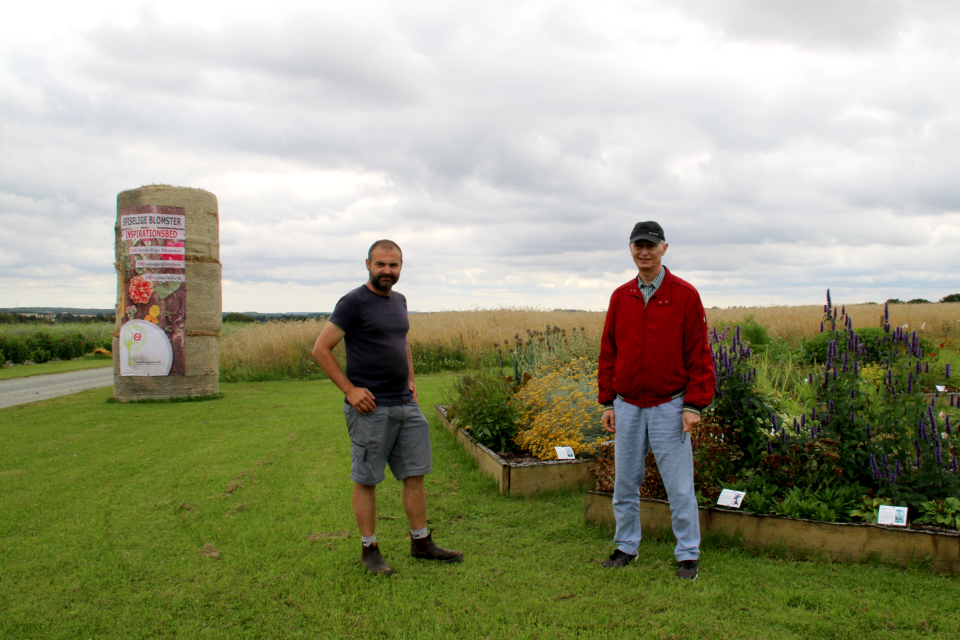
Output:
[1, 376, 959, 639]
[0, 353, 112, 381]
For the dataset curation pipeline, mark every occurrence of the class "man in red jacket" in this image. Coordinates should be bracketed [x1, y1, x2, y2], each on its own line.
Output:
[597, 221, 715, 580]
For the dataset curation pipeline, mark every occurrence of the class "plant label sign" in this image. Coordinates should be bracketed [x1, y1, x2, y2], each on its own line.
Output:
[717, 489, 746, 508]
[936, 385, 947, 392]
[554, 446, 576, 460]
[118, 206, 187, 376]
[877, 505, 908, 526]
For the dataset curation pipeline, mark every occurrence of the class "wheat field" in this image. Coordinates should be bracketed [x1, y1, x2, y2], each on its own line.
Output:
[218, 303, 960, 380]
[707, 302, 960, 342]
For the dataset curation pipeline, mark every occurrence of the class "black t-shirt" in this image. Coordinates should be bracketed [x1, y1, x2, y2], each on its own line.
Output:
[328, 285, 412, 406]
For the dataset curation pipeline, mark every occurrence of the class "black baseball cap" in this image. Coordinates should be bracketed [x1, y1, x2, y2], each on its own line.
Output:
[629, 221, 665, 244]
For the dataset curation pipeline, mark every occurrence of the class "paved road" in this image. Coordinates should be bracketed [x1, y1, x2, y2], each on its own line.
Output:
[0, 368, 114, 409]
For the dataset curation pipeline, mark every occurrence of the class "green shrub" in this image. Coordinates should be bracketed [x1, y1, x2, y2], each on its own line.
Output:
[0, 334, 29, 364]
[411, 341, 471, 374]
[444, 371, 519, 453]
[738, 315, 771, 349]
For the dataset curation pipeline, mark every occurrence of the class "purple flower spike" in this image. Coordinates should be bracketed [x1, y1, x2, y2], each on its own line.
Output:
[794, 418, 800, 435]
[866, 422, 871, 438]
[826, 289, 832, 309]
[924, 362, 929, 374]
[918, 418, 927, 440]
[771, 413, 778, 429]
[766, 442, 772, 454]
[884, 301, 889, 322]
[810, 427, 816, 438]
[870, 453, 879, 480]
[829, 399, 835, 413]
[811, 407, 818, 420]
[915, 439, 923, 468]
[946, 415, 952, 434]
[849, 411, 855, 424]
[820, 321, 824, 333]
[801, 414, 806, 428]
[947, 364, 952, 380]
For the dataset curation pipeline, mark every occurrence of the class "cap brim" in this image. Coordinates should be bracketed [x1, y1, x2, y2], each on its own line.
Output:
[630, 234, 664, 244]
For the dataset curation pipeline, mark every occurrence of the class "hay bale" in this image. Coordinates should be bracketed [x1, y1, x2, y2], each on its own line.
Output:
[113, 186, 221, 401]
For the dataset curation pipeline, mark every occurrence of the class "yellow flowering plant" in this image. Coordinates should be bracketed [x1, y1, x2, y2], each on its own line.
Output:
[512, 358, 606, 460]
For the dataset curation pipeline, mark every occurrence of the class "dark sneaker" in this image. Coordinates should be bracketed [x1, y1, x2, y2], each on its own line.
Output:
[410, 531, 464, 563]
[602, 548, 636, 568]
[676, 559, 699, 580]
[361, 543, 393, 576]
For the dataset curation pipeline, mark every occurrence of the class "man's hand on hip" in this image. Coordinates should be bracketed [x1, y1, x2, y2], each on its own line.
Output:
[682, 410, 700, 433]
[347, 387, 377, 414]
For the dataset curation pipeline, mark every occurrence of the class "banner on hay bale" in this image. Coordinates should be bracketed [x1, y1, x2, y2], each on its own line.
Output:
[117, 205, 187, 376]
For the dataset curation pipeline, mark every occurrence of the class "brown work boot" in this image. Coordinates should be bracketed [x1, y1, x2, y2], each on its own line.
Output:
[361, 543, 393, 576]
[410, 531, 464, 563]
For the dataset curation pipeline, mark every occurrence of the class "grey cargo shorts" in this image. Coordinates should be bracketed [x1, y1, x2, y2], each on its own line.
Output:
[344, 401, 433, 485]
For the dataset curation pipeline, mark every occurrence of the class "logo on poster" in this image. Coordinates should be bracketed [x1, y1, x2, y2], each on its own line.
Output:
[119, 320, 173, 376]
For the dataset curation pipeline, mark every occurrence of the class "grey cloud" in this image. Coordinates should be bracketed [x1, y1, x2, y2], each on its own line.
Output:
[671, 0, 933, 49]
[3, 1, 960, 311]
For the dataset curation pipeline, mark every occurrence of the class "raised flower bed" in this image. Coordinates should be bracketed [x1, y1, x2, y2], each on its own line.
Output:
[584, 492, 960, 573]
[435, 404, 595, 496]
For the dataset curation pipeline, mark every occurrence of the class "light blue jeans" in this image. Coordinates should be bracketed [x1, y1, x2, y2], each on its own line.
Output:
[612, 396, 700, 561]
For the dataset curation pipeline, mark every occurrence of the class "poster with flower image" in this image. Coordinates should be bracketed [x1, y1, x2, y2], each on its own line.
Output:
[117, 206, 187, 376]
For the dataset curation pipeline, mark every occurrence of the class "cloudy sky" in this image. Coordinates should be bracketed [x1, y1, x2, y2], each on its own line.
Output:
[2, 0, 960, 313]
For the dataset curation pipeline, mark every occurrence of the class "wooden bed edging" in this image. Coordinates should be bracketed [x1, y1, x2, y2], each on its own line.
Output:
[434, 405, 595, 496]
[584, 491, 960, 573]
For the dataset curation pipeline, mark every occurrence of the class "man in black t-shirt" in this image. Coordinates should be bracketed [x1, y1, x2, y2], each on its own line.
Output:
[312, 239, 463, 576]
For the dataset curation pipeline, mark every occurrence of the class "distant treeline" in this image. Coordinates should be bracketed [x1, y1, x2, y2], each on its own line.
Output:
[223, 312, 330, 323]
[0, 312, 115, 325]
[0, 311, 332, 324]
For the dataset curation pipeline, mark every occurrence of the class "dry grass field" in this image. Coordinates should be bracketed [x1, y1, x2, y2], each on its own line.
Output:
[408, 308, 605, 352]
[218, 303, 960, 380]
[708, 302, 960, 343]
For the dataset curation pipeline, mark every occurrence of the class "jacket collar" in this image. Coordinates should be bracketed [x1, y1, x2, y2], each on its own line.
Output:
[626, 267, 673, 304]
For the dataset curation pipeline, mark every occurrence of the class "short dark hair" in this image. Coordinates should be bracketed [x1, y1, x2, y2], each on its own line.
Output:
[368, 239, 403, 261]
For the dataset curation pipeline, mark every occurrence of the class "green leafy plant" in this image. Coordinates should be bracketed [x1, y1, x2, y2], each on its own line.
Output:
[444, 371, 519, 453]
[915, 496, 960, 530]
[849, 495, 884, 523]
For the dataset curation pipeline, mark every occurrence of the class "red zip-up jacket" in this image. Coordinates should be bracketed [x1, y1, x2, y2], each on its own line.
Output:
[598, 267, 715, 411]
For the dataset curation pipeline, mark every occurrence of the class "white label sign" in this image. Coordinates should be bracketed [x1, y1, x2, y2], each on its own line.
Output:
[554, 446, 576, 460]
[936, 385, 947, 392]
[717, 489, 746, 508]
[877, 505, 908, 526]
